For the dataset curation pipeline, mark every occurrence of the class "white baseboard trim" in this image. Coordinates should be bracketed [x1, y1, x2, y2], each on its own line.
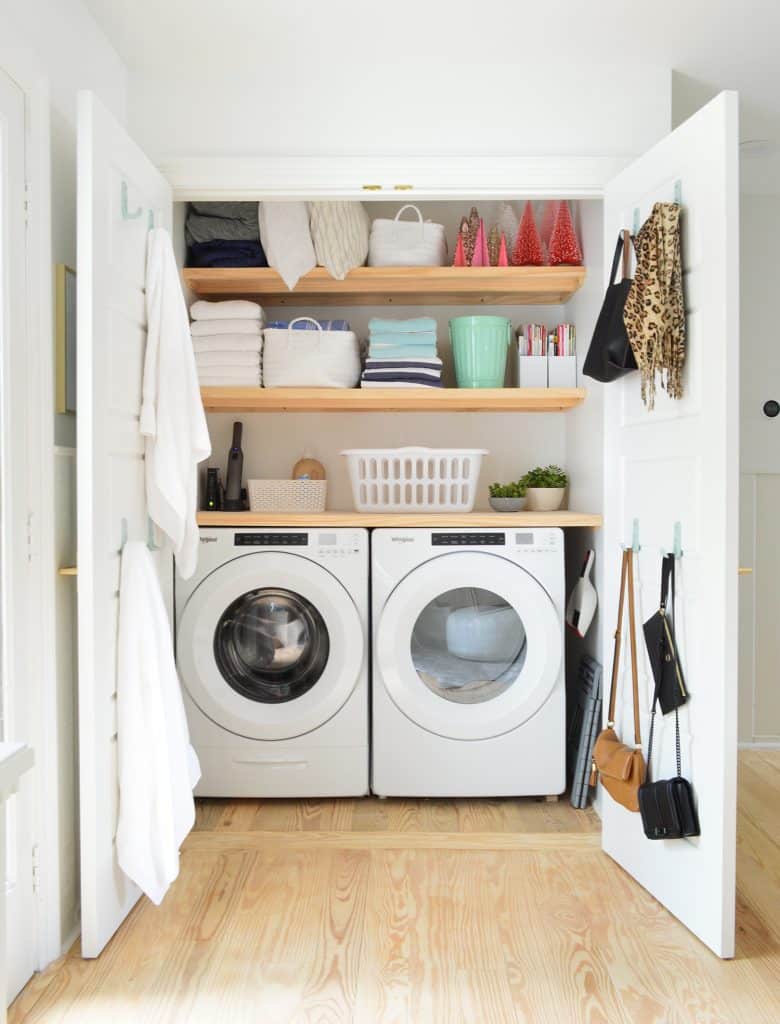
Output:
[739, 740, 780, 749]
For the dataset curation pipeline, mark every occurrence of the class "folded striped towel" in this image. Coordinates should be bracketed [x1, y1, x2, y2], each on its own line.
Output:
[360, 379, 443, 388]
[195, 351, 260, 368]
[190, 319, 263, 337]
[364, 357, 442, 371]
[192, 335, 263, 354]
[368, 316, 437, 335]
[362, 368, 441, 381]
[190, 299, 264, 321]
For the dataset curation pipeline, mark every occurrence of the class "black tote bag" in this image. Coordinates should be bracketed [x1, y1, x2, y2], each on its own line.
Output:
[583, 230, 638, 383]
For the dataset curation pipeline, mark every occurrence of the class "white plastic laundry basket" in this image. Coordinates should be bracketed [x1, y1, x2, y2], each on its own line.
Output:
[341, 447, 487, 513]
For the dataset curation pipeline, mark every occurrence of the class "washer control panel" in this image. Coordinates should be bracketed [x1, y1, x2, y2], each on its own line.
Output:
[317, 532, 363, 558]
[432, 532, 506, 546]
[234, 533, 308, 546]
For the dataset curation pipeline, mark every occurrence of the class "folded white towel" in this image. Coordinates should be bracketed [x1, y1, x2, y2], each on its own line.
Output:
[190, 299, 263, 321]
[116, 541, 200, 906]
[192, 335, 263, 354]
[198, 374, 261, 387]
[190, 319, 263, 337]
[140, 229, 211, 581]
[258, 201, 316, 290]
[195, 351, 260, 368]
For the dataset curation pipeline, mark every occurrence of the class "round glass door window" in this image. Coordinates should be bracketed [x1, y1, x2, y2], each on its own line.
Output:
[411, 587, 527, 704]
[214, 588, 330, 704]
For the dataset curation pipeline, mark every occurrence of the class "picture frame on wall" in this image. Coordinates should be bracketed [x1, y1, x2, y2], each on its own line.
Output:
[55, 264, 77, 414]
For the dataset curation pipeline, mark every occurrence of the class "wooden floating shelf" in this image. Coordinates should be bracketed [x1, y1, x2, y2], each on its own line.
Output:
[198, 511, 602, 529]
[183, 265, 586, 306]
[201, 386, 586, 414]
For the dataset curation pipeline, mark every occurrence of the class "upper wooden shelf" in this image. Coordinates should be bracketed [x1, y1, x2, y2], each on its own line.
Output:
[182, 265, 586, 306]
[200, 386, 586, 414]
[198, 510, 602, 529]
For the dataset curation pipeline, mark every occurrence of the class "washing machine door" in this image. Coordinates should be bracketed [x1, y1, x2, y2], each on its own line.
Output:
[178, 552, 364, 740]
[377, 551, 561, 740]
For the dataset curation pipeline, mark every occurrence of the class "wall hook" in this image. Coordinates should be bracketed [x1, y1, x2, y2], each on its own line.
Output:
[147, 516, 160, 552]
[148, 209, 155, 231]
[674, 179, 682, 206]
[119, 516, 129, 553]
[632, 207, 640, 236]
[672, 520, 683, 559]
[121, 180, 143, 220]
[632, 518, 641, 553]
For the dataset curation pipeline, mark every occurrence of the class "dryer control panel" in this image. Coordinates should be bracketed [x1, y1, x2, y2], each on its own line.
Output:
[234, 533, 308, 546]
[432, 532, 506, 546]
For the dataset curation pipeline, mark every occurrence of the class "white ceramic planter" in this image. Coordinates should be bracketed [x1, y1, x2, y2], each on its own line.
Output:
[524, 487, 566, 512]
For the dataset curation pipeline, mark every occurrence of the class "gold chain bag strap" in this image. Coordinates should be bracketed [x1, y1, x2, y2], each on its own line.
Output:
[591, 548, 646, 811]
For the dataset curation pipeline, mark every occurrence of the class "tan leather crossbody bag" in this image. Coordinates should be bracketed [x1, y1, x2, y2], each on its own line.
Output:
[591, 548, 646, 811]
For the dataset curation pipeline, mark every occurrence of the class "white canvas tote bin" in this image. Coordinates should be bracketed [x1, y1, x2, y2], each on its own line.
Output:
[262, 317, 361, 388]
[368, 204, 448, 267]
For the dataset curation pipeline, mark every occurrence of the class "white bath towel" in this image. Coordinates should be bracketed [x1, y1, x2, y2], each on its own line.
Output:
[258, 201, 316, 290]
[116, 541, 200, 906]
[190, 299, 263, 321]
[190, 319, 263, 337]
[141, 228, 211, 581]
[195, 351, 260, 368]
[198, 372, 261, 387]
[192, 335, 263, 354]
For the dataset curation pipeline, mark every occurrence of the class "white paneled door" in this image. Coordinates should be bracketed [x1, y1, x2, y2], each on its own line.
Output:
[602, 92, 740, 957]
[0, 66, 37, 1004]
[77, 92, 173, 958]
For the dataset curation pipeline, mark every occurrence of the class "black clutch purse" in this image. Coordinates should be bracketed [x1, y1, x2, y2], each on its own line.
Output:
[582, 230, 638, 383]
[643, 555, 688, 714]
[638, 556, 700, 841]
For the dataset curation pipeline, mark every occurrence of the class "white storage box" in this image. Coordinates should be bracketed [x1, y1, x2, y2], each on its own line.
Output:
[547, 355, 578, 388]
[247, 479, 327, 513]
[262, 317, 360, 388]
[341, 447, 487, 513]
[517, 355, 549, 388]
[368, 205, 448, 267]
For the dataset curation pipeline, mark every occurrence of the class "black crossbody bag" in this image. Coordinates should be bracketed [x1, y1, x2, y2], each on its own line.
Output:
[582, 230, 638, 383]
[638, 556, 700, 840]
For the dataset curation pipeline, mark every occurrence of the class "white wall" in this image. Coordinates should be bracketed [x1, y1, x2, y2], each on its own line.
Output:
[129, 60, 670, 165]
[739, 193, 780, 744]
[2, 0, 128, 953]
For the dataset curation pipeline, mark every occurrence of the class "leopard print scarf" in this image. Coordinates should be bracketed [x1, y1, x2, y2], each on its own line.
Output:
[623, 202, 685, 410]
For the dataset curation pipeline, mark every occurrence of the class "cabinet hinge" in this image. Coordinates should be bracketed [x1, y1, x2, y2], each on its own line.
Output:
[32, 843, 40, 895]
[26, 511, 34, 565]
[24, 182, 32, 225]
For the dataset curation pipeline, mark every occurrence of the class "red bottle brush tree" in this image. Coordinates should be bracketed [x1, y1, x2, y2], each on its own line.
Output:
[548, 201, 583, 265]
[512, 201, 544, 266]
[453, 230, 467, 267]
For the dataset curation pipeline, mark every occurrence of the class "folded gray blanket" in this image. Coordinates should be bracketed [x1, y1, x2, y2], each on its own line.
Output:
[185, 202, 260, 245]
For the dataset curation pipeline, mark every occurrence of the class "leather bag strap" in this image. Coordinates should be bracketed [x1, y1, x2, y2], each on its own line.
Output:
[607, 549, 629, 725]
[621, 229, 632, 280]
[626, 549, 642, 745]
[609, 233, 625, 287]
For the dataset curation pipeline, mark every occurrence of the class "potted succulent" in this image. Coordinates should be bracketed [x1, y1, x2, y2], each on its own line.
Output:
[488, 480, 527, 512]
[520, 465, 568, 511]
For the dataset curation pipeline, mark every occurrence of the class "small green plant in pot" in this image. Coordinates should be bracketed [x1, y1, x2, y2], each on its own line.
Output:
[520, 465, 568, 512]
[488, 480, 527, 513]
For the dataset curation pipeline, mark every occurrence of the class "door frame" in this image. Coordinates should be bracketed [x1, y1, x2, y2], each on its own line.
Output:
[0, 47, 61, 973]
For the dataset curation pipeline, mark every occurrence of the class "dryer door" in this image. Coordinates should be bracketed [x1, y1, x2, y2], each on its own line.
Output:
[178, 552, 364, 739]
[377, 551, 561, 740]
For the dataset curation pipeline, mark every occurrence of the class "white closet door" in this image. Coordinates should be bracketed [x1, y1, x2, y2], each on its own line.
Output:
[77, 91, 173, 958]
[601, 91, 739, 957]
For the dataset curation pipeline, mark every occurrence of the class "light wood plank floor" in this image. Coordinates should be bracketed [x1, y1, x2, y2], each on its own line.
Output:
[11, 752, 780, 1023]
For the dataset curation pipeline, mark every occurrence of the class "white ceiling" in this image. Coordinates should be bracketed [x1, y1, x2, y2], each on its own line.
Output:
[84, 0, 780, 189]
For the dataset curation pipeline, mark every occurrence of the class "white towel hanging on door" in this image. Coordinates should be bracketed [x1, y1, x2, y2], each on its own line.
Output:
[141, 228, 211, 579]
[115, 541, 200, 906]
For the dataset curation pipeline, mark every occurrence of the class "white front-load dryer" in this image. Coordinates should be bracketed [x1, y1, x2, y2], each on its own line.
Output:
[176, 528, 368, 796]
[371, 528, 565, 797]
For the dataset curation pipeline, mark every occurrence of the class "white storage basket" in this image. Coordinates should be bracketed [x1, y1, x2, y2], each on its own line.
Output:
[341, 447, 487, 513]
[368, 205, 448, 267]
[247, 479, 327, 513]
[262, 317, 361, 388]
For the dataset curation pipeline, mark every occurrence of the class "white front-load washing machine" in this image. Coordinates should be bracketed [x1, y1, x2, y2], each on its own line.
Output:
[176, 528, 368, 797]
[372, 527, 565, 797]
